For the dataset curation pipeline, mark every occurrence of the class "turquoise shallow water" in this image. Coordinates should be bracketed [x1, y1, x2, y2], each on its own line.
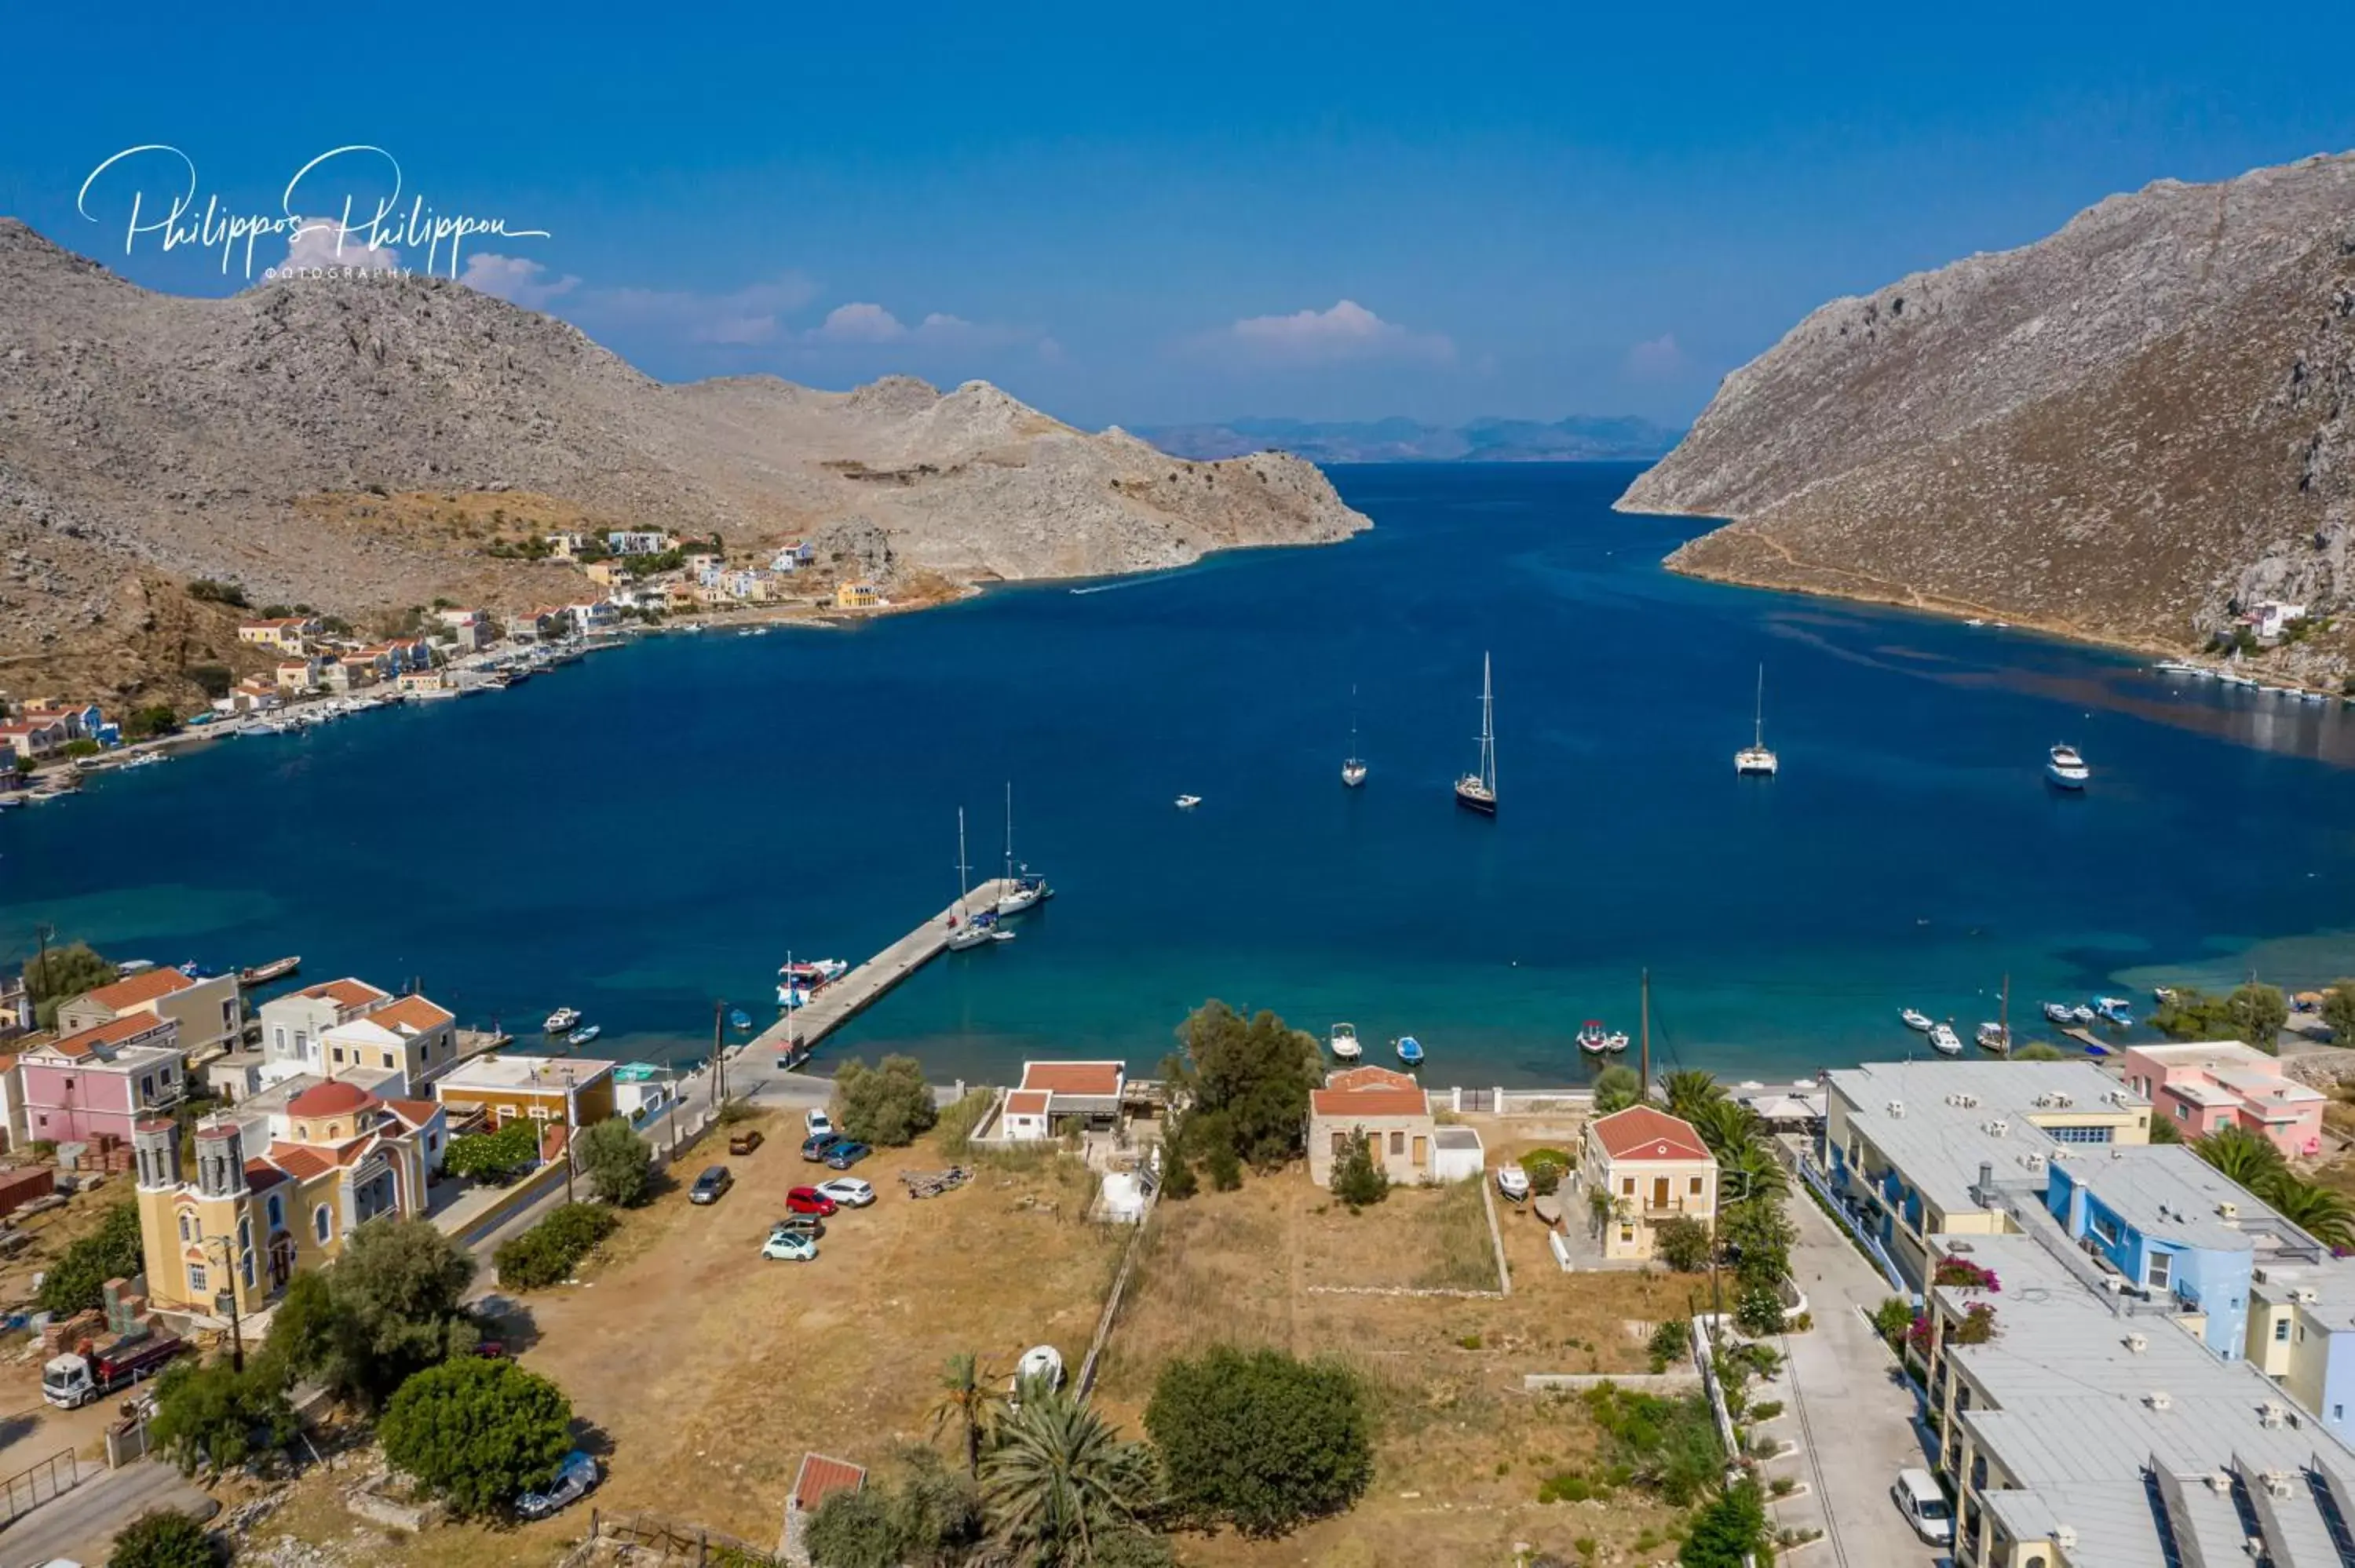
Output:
[6, 462, 2355, 1085]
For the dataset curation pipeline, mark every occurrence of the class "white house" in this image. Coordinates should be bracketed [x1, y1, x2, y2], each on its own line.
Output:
[607, 530, 674, 556]
[993, 1061, 1126, 1142]
[2253, 600, 2310, 641]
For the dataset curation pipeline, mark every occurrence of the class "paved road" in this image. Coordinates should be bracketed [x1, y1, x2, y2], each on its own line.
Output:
[0, 1457, 211, 1566]
[1771, 1192, 1946, 1568]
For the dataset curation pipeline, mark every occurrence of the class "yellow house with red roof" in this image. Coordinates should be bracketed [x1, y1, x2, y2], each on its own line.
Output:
[1579, 1105, 1720, 1261]
[131, 1077, 436, 1316]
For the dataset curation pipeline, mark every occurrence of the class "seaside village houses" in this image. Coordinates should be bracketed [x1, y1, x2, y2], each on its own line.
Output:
[1579, 1105, 1721, 1261]
[1305, 1066, 1485, 1187]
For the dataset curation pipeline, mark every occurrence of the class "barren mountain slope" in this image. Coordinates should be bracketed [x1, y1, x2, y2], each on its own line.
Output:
[1619, 153, 2355, 671]
[0, 219, 1367, 700]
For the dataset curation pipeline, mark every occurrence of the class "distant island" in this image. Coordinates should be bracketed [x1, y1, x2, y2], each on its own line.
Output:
[1134, 414, 1684, 465]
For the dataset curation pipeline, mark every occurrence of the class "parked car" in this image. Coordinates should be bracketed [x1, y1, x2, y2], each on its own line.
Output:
[689, 1165, 732, 1205]
[517, 1450, 601, 1520]
[761, 1228, 820, 1262]
[800, 1132, 844, 1162]
[806, 1108, 834, 1137]
[728, 1128, 765, 1157]
[771, 1212, 824, 1239]
[785, 1186, 838, 1216]
[823, 1140, 872, 1171]
[815, 1177, 874, 1208]
[1891, 1468, 1953, 1545]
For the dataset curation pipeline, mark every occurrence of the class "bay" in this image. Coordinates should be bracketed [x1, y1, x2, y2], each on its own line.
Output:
[7, 462, 2355, 1086]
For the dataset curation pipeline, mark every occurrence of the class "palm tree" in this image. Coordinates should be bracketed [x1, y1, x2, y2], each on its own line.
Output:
[2194, 1125, 2286, 1190]
[981, 1383, 1159, 1565]
[929, 1351, 1006, 1478]
[1689, 1097, 1760, 1161]
[1719, 1139, 1789, 1206]
[1660, 1069, 1723, 1124]
[2257, 1173, 2355, 1252]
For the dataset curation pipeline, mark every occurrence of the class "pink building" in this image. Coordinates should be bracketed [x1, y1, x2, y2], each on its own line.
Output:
[2119, 1040, 2326, 1157]
[18, 1014, 187, 1149]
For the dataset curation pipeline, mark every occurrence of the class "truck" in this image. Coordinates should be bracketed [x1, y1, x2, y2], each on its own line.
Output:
[41, 1332, 186, 1409]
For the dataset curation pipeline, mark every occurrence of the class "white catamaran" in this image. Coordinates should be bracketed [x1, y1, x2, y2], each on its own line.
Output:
[1455, 653, 1497, 815]
[1735, 664, 1779, 775]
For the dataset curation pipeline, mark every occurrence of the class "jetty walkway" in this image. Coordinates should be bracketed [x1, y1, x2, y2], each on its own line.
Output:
[749, 877, 1015, 1070]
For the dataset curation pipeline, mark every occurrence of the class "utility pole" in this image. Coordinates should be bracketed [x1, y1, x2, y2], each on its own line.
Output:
[560, 1066, 578, 1205]
[1638, 968, 1651, 1102]
[711, 1001, 726, 1107]
[206, 1238, 245, 1372]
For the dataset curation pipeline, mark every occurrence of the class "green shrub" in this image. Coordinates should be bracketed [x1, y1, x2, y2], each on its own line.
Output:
[1655, 1215, 1713, 1274]
[186, 579, 250, 608]
[37, 1202, 144, 1315]
[1146, 1345, 1373, 1535]
[1331, 1130, 1389, 1209]
[831, 1056, 938, 1146]
[378, 1358, 572, 1515]
[495, 1203, 619, 1289]
[577, 1118, 653, 1207]
[107, 1508, 225, 1567]
[1647, 1318, 1691, 1366]
[444, 1119, 541, 1182]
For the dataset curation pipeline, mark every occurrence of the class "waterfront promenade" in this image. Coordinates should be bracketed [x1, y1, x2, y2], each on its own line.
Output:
[749, 877, 1016, 1070]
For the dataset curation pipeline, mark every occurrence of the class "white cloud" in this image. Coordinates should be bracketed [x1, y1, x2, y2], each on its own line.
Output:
[804, 304, 1039, 352]
[580, 274, 823, 345]
[1626, 333, 1687, 381]
[460, 253, 579, 310]
[282, 220, 399, 272]
[811, 302, 907, 343]
[1199, 300, 1454, 366]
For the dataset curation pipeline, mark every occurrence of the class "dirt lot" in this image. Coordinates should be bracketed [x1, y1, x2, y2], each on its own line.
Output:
[1091, 1165, 1706, 1568]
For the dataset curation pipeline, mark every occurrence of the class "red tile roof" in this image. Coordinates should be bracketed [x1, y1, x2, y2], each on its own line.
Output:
[1005, 1090, 1050, 1115]
[381, 1098, 441, 1128]
[243, 1159, 288, 1192]
[266, 1145, 334, 1181]
[371, 995, 453, 1033]
[793, 1453, 867, 1514]
[1018, 1061, 1124, 1096]
[1326, 1066, 1418, 1093]
[82, 968, 195, 1010]
[1310, 1085, 1429, 1120]
[1589, 1107, 1712, 1163]
[288, 1080, 379, 1118]
[47, 1014, 174, 1059]
[300, 978, 391, 1009]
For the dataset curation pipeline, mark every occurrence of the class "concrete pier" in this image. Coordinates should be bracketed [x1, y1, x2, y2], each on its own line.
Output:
[750, 878, 1017, 1069]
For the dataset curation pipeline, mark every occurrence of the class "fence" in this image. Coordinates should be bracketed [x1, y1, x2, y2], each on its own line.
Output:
[1, 1448, 77, 1526]
[1789, 1150, 1911, 1298]
[579, 1508, 780, 1566]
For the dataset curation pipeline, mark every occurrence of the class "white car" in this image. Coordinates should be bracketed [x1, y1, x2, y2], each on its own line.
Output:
[1891, 1468, 1953, 1544]
[816, 1177, 874, 1208]
[805, 1108, 834, 1138]
[1495, 1164, 1531, 1202]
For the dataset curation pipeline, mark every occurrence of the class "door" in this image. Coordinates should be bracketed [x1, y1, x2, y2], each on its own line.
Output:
[1652, 1176, 1670, 1210]
[1411, 1135, 1428, 1168]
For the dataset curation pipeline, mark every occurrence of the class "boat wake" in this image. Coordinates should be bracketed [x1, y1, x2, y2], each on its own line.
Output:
[1069, 567, 1203, 596]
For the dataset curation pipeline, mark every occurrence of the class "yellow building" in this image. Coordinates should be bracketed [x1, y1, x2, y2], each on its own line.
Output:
[835, 581, 880, 609]
[430, 1054, 616, 1131]
[1579, 1106, 1719, 1261]
[237, 617, 320, 654]
[132, 1079, 436, 1316]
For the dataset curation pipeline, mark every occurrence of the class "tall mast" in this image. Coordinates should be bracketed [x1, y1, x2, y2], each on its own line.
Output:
[1480, 652, 1496, 792]
[956, 808, 971, 917]
[2000, 972, 2010, 1045]
[1638, 968, 1651, 1100]
[1004, 781, 1015, 884]
[1349, 686, 1359, 762]
[1754, 664, 1765, 749]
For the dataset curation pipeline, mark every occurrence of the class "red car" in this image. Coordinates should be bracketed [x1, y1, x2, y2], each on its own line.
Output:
[785, 1186, 838, 1216]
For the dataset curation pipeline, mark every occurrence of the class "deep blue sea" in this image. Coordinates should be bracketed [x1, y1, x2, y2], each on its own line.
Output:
[7, 464, 2355, 1086]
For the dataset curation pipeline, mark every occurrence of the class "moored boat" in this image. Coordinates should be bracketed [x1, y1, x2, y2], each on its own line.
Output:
[1900, 1008, 1933, 1032]
[2069, 1004, 2097, 1025]
[1929, 1023, 1963, 1056]
[996, 783, 1053, 915]
[1455, 654, 1498, 815]
[2094, 997, 2134, 1026]
[238, 955, 302, 988]
[545, 1007, 582, 1034]
[2042, 1001, 2074, 1025]
[1975, 1022, 2010, 1054]
[1734, 664, 1779, 775]
[1395, 1035, 1426, 1067]
[1330, 1023, 1363, 1062]
[2046, 745, 2090, 789]
[729, 1008, 753, 1033]
[567, 1023, 602, 1046]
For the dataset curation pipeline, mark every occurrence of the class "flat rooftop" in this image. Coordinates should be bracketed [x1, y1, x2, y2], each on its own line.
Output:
[434, 1054, 614, 1092]
[1828, 1060, 2147, 1216]
[2060, 1143, 2318, 1256]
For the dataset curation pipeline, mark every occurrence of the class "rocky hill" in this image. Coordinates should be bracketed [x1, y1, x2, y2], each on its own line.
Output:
[1619, 152, 2355, 675]
[0, 219, 1367, 702]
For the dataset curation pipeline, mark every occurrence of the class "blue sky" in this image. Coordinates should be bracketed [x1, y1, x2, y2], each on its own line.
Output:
[2, 2, 2343, 428]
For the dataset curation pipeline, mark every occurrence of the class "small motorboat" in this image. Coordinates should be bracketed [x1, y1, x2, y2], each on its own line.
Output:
[1900, 1008, 1934, 1033]
[779, 959, 849, 985]
[2046, 745, 2090, 789]
[1975, 1022, 2010, 1054]
[1576, 1021, 1612, 1057]
[2094, 997, 2134, 1026]
[2069, 1004, 2098, 1026]
[729, 1008, 753, 1033]
[238, 955, 302, 988]
[1495, 1164, 1531, 1202]
[1331, 1023, 1363, 1062]
[776, 983, 812, 1008]
[1929, 1023, 1964, 1057]
[567, 1023, 602, 1046]
[545, 1007, 582, 1034]
[1174, 794, 1202, 810]
[2042, 1002, 2074, 1025]
[1395, 1035, 1426, 1067]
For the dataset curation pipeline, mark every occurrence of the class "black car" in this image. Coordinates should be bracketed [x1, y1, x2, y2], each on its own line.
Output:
[800, 1132, 844, 1162]
[823, 1140, 872, 1171]
[690, 1165, 733, 1205]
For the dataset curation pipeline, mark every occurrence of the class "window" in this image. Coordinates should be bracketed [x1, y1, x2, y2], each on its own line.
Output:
[1622, 1178, 1635, 1197]
[2278, 1319, 2293, 1343]
[268, 1194, 284, 1231]
[1689, 1176, 1704, 1195]
[177, 1214, 192, 1242]
[188, 1264, 207, 1294]
[2336, 1405, 2344, 1421]
[314, 1205, 332, 1243]
[1619, 1227, 1634, 1244]
[141, 1075, 154, 1099]
[2175, 1103, 2189, 1121]
[274, 1026, 287, 1052]
[1388, 1130, 1404, 1157]
[2046, 1125, 2115, 1145]
[1331, 1132, 1347, 1158]
[332, 1047, 345, 1065]
[2091, 1211, 2121, 1246]
[2148, 1252, 2172, 1291]
[382, 1052, 395, 1070]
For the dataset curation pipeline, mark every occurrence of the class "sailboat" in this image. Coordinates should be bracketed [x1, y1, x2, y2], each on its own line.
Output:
[1735, 664, 1778, 775]
[1342, 687, 1368, 788]
[1455, 653, 1497, 815]
[946, 810, 1000, 952]
[995, 782, 1052, 915]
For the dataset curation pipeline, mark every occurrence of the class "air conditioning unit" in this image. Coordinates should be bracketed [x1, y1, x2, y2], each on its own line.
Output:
[2253, 1267, 2271, 1285]
[1888, 1100, 1906, 1118]
[2260, 1402, 2288, 1428]
[2295, 1287, 2320, 1305]
[2145, 1391, 2173, 1410]
[2218, 1201, 2240, 1221]
[1960, 1093, 1979, 1109]
[2034, 1093, 2054, 1108]
[2110, 1147, 2127, 1159]
[2125, 1333, 2149, 1353]
[2264, 1470, 2297, 1499]
[2053, 1524, 2077, 1549]
[2053, 1092, 2074, 1107]
[2206, 1469, 2233, 1493]
[1986, 1118, 2010, 1138]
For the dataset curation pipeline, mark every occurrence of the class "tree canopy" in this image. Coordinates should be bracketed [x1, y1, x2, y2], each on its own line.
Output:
[1330, 1130, 1389, 1209]
[443, 1119, 542, 1183]
[37, 1202, 145, 1315]
[982, 1381, 1160, 1565]
[2324, 981, 2355, 1046]
[378, 1358, 574, 1515]
[261, 1220, 478, 1408]
[24, 941, 119, 1030]
[1145, 1345, 1374, 1536]
[1591, 1065, 1642, 1115]
[577, 1118, 653, 1207]
[107, 1508, 224, 1568]
[833, 1056, 940, 1146]
[1164, 1001, 1321, 1169]
[149, 1358, 295, 1475]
